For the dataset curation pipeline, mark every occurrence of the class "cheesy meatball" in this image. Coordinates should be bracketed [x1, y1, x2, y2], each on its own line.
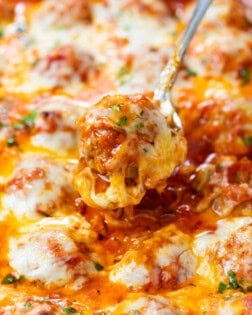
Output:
[0, 302, 58, 315]
[34, 0, 92, 27]
[74, 94, 186, 209]
[194, 217, 252, 287]
[102, 293, 188, 315]
[32, 45, 97, 89]
[109, 225, 196, 290]
[8, 216, 97, 289]
[31, 96, 84, 155]
[2, 155, 76, 219]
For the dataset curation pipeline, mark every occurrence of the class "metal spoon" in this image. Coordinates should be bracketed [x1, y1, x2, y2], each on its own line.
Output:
[154, 0, 213, 129]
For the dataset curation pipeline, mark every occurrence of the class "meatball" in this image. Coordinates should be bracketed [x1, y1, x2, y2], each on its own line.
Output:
[31, 96, 84, 155]
[194, 217, 252, 286]
[8, 216, 97, 289]
[34, 0, 92, 27]
[74, 94, 186, 209]
[2, 155, 76, 219]
[101, 293, 188, 315]
[109, 225, 196, 290]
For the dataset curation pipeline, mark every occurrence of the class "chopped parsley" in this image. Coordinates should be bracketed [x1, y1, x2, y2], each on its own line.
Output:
[227, 270, 239, 289]
[135, 122, 144, 129]
[139, 110, 144, 116]
[62, 307, 77, 313]
[2, 274, 24, 284]
[117, 66, 127, 78]
[217, 282, 230, 293]
[2, 274, 16, 284]
[240, 68, 250, 85]
[2, 110, 37, 148]
[6, 137, 18, 147]
[217, 270, 251, 294]
[9, 110, 37, 132]
[112, 104, 122, 112]
[13, 122, 25, 130]
[185, 67, 197, 77]
[242, 136, 252, 146]
[116, 116, 127, 126]
[24, 302, 32, 309]
[22, 110, 37, 127]
[0, 30, 3, 38]
[94, 262, 104, 271]
[43, 297, 51, 302]
[117, 65, 133, 84]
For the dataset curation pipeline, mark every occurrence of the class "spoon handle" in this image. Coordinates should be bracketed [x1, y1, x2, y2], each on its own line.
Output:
[154, 0, 213, 108]
[177, 0, 213, 63]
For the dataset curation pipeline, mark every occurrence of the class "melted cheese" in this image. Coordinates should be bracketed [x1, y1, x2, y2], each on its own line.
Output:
[30, 96, 84, 155]
[74, 94, 186, 209]
[110, 225, 196, 289]
[194, 217, 252, 285]
[9, 215, 97, 289]
[0, 0, 251, 314]
[2, 155, 76, 219]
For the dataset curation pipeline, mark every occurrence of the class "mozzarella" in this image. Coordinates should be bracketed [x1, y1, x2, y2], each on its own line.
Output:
[185, 27, 252, 76]
[102, 293, 184, 315]
[31, 96, 85, 155]
[2, 155, 76, 219]
[194, 217, 252, 285]
[0, 303, 55, 315]
[74, 94, 186, 209]
[33, 0, 92, 28]
[8, 217, 97, 289]
[110, 225, 196, 289]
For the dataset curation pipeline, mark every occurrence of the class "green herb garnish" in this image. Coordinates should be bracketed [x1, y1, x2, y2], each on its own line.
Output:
[6, 137, 18, 147]
[13, 122, 25, 130]
[94, 262, 104, 271]
[227, 270, 239, 289]
[186, 67, 197, 77]
[242, 136, 252, 146]
[217, 270, 248, 294]
[24, 302, 32, 309]
[2, 274, 16, 284]
[112, 104, 122, 112]
[62, 307, 77, 313]
[217, 282, 230, 293]
[117, 116, 127, 126]
[2, 274, 24, 284]
[117, 66, 127, 78]
[240, 68, 250, 85]
[135, 122, 144, 129]
[22, 110, 37, 127]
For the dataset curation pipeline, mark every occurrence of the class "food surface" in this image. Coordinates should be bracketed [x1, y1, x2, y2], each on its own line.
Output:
[74, 94, 186, 209]
[0, 0, 251, 314]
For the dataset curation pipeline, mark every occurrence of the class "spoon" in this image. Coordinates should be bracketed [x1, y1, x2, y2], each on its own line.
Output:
[74, 0, 213, 210]
[154, 0, 213, 129]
